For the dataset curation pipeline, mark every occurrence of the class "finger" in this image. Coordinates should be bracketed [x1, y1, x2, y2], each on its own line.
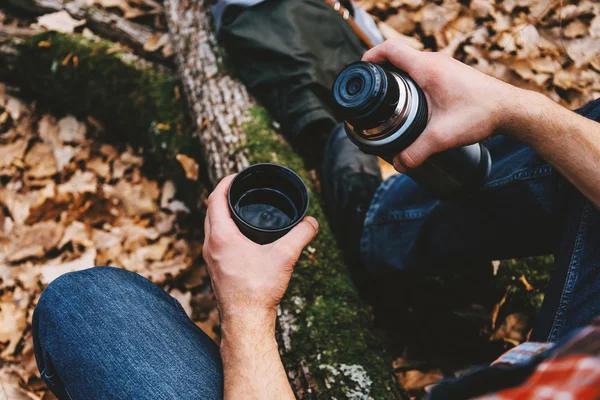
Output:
[362, 40, 424, 76]
[206, 174, 238, 233]
[392, 132, 439, 173]
[274, 216, 319, 252]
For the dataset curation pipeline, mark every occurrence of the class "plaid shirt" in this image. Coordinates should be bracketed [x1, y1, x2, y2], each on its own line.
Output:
[427, 318, 600, 399]
[477, 320, 600, 399]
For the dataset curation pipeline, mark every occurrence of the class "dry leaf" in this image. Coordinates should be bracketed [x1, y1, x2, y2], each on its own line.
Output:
[564, 19, 589, 39]
[7, 220, 65, 263]
[491, 312, 529, 344]
[0, 367, 31, 400]
[519, 274, 534, 291]
[58, 221, 93, 248]
[58, 171, 98, 195]
[385, 10, 417, 34]
[176, 154, 199, 181]
[0, 139, 28, 168]
[36, 11, 86, 34]
[169, 288, 193, 318]
[397, 369, 443, 392]
[40, 248, 97, 285]
[143, 32, 169, 52]
[378, 21, 424, 50]
[113, 179, 158, 216]
[0, 290, 29, 358]
[24, 142, 58, 179]
[58, 116, 86, 143]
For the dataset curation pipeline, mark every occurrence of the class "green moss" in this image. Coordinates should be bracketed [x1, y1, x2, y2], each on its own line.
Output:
[494, 255, 554, 317]
[7, 32, 200, 202]
[245, 107, 405, 399]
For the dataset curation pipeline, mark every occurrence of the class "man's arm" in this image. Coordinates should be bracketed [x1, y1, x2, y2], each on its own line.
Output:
[506, 92, 600, 208]
[362, 40, 600, 207]
[203, 175, 319, 399]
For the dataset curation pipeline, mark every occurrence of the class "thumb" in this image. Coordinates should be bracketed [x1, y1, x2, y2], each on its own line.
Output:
[275, 216, 319, 251]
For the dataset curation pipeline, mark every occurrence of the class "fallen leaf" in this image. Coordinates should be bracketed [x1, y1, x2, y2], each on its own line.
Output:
[176, 154, 199, 181]
[58, 116, 86, 143]
[58, 221, 93, 248]
[397, 369, 443, 392]
[0, 366, 31, 400]
[385, 10, 417, 34]
[36, 11, 86, 34]
[169, 288, 193, 318]
[86, 157, 111, 179]
[7, 220, 65, 262]
[519, 274, 534, 291]
[40, 248, 97, 284]
[0, 290, 29, 358]
[24, 142, 58, 179]
[378, 21, 424, 50]
[113, 179, 159, 216]
[564, 19, 589, 39]
[58, 171, 98, 195]
[491, 312, 530, 345]
[0, 139, 28, 168]
[143, 32, 169, 52]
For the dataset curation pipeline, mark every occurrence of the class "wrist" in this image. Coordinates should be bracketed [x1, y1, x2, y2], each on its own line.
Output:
[495, 87, 553, 144]
[220, 306, 277, 340]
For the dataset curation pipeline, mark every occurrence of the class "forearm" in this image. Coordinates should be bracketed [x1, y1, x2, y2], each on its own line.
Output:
[220, 310, 294, 400]
[502, 90, 600, 208]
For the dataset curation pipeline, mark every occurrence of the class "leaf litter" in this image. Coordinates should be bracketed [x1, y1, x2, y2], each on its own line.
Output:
[0, 86, 215, 399]
[2, 0, 599, 397]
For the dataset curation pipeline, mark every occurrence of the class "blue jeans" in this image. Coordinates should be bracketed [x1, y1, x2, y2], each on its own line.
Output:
[361, 98, 600, 343]
[34, 101, 600, 399]
[32, 267, 223, 399]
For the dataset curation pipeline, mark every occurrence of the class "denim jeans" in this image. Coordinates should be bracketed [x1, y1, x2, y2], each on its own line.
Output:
[33, 100, 600, 400]
[361, 97, 600, 343]
[32, 267, 223, 399]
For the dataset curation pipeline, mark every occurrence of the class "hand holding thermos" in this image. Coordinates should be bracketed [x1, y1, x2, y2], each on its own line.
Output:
[332, 41, 498, 198]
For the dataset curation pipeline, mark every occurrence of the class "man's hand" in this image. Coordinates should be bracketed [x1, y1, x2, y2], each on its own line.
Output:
[203, 174, 318, 399]
[364, 39, 600, 210]
[362, 40, 520, 173]
[204, 174, 318, 320]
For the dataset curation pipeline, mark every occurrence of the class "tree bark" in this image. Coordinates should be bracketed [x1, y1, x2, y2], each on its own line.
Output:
[0, 17, 406, 397]
[163, 1, 405, 398]
[164, 0, 251, 184]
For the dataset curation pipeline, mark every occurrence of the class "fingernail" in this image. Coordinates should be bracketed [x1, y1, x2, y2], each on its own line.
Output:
[393, 160, 405, 173]
[306, 217, 319, 231]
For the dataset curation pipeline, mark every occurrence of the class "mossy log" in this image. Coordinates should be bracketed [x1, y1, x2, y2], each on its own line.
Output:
[6, 0, 168, 63]
[0, 27, 405, 399]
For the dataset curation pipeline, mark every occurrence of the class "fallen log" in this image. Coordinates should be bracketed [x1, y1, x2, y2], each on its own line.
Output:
[1, 27, 405, 398]
[164, 1, 404, 397]
[6, 0, 168, 63]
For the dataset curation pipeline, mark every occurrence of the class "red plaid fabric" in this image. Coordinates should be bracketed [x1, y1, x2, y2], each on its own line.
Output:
[477, 321, 600, 400]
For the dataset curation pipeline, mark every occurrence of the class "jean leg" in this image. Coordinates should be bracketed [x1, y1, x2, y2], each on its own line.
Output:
[361, 98, 600, 341]
[361, 135, 561, 277]
[32, 267, 223, 400]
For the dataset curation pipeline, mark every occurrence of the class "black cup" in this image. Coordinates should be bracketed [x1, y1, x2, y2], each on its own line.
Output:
[228, 163, 309, 244]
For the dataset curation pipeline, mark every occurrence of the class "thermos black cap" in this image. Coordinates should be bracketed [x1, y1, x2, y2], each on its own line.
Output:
[332, 61, 400, 129]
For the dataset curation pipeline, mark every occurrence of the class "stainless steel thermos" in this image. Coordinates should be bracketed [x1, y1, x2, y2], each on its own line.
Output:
[332, 61, 492, 198]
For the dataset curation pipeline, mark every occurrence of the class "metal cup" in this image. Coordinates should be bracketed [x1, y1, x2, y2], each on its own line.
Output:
[228, 163, 309, 244]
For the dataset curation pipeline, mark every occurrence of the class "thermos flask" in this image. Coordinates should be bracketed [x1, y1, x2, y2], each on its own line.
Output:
[332, 61, 492, 198]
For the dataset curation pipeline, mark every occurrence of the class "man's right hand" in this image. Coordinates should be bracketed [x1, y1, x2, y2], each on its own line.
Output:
[364, 39, 600, 210]
[362, 40, 524, 174]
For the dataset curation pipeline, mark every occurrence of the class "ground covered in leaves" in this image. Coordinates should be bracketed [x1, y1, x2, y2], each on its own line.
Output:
[0, 85, 218, 399]
[1, 0, 599, 398]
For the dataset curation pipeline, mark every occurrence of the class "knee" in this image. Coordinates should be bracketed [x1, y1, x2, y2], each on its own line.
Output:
[35, 267, 154, 324]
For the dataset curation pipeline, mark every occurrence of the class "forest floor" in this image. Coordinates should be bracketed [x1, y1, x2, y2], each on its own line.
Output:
[1, 0, 599, 399]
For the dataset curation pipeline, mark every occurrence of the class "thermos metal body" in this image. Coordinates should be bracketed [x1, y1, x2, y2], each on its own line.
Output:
[333, 62, 492, 199]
